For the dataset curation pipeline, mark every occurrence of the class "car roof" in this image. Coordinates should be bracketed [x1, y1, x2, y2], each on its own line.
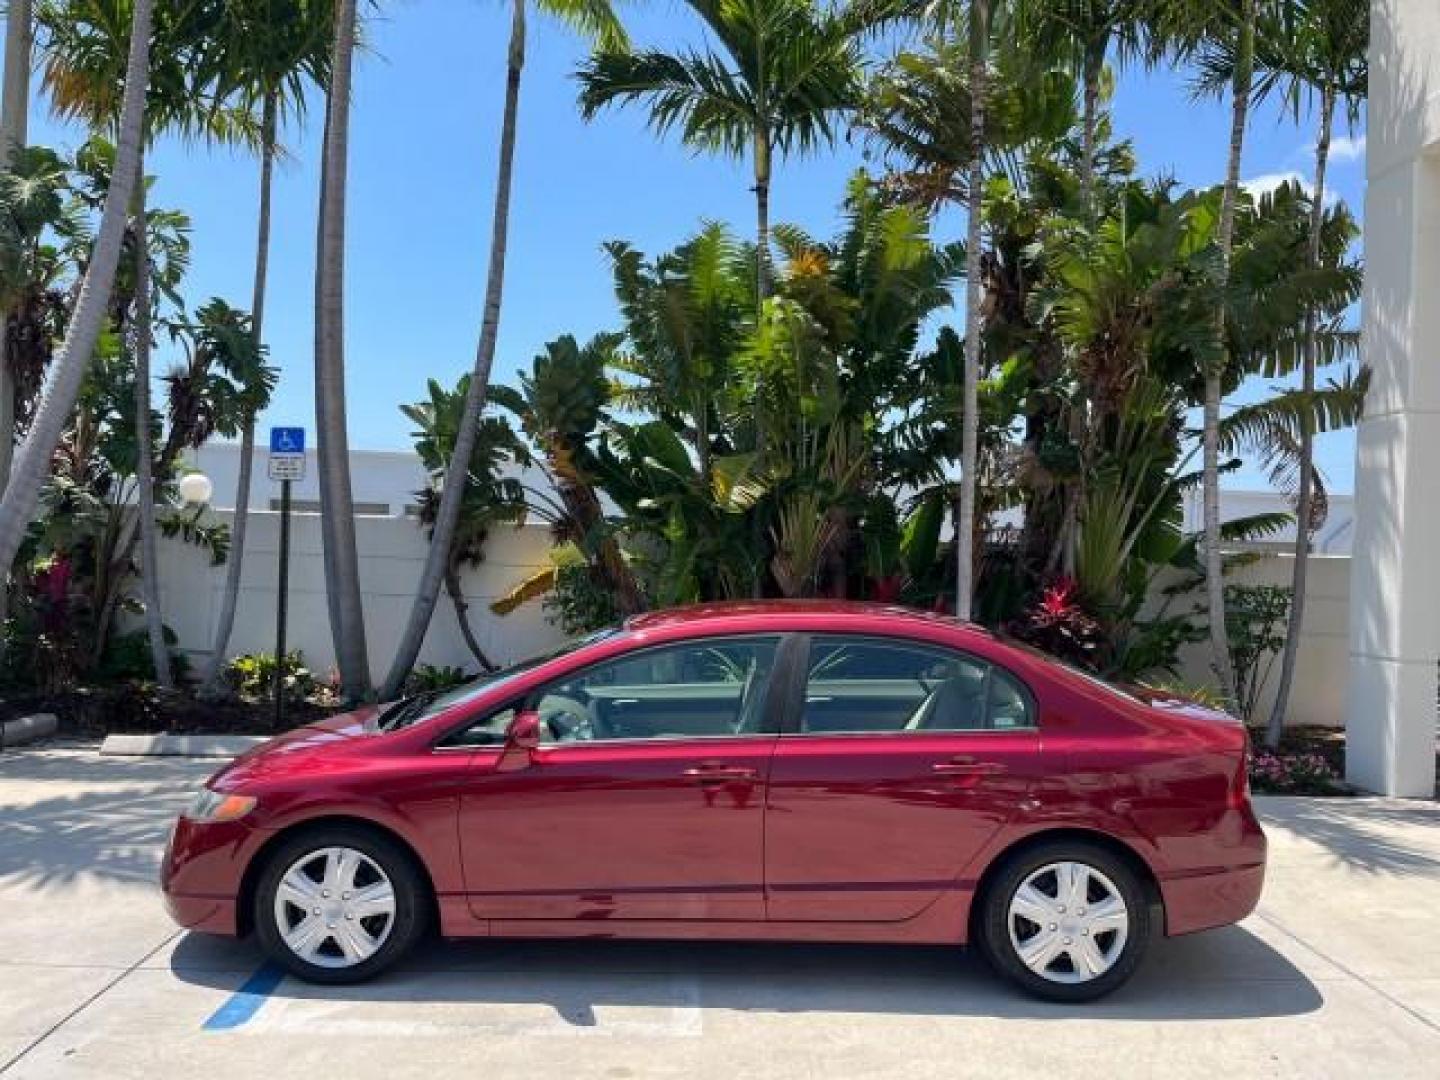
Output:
[623, 599, 993, 639]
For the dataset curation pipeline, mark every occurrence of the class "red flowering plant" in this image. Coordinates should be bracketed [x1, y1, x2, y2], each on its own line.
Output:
[1008, 577, 1106, 669]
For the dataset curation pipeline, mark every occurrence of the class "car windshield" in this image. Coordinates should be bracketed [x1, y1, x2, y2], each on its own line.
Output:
[375, 628, 621, 732]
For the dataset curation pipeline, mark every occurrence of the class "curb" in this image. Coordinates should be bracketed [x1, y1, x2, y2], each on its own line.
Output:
[0, 713, 59, 749]
[99, 733, 270, 758]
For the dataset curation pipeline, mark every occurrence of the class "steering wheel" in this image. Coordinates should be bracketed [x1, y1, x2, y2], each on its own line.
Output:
[537, 694, 594, 742]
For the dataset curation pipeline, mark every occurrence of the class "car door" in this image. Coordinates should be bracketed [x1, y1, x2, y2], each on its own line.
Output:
[453, 633, 789, 923]
[765, 634, 1042, 922]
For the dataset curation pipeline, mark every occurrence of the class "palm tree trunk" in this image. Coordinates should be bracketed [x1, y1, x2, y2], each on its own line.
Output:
[0, 0, 152, 578]
[379, 0, 525, 700]
[314, 0, 371, 700]
[445, 561, 495, 672]
[1079, 39, 1102, 221]
[0, 0, 31, 495]
[754, 131, 772, 302]
[131, 164, 171, 689]
[1203, 0, 1253, 707]
[1266, 85, 1334, 746]
[201, 91, 276, 696]
[0, 0, 32, 644]
[956, 0, 989, 621]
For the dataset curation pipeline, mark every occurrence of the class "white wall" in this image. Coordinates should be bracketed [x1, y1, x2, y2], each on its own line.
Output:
[150, 510, 569, 682]
[148, 509, 1350, 726]
[1171, 555, 1352, 729]
[1345, 0, 1440, 794]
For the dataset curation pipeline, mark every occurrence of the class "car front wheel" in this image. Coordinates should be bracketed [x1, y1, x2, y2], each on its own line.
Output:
[254, 826, 427, 984]
[977, 841, 1151, 1002]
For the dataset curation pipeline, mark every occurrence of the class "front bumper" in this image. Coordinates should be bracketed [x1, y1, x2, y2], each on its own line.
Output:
[160, 814, 262, 937]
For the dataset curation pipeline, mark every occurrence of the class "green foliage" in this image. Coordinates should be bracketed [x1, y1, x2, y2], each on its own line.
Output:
[543, 553, 623, 637]
[96, 625, 189, 683]
[1227, 583, 1292, 722]
[225, 650, 315, 703]
[403, 663, 471, 696]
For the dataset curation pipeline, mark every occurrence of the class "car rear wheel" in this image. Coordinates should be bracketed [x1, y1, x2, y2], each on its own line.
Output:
[254, 826, 427, 984]
[977, 840, 1151, 1002]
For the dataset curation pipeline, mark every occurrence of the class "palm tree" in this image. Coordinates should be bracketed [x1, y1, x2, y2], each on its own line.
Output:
[1154, 0, 1265, 705]
[1, 0, 33, 491]
[313, 0, 371, 699]
[198, 0, 332, 696]
[1013, 1, 1148, 218]
[577, 0, 889, 304]
[38, 0, 259, 688]
[379, 0, 627, 700]
[0, 0, 153, 619]
[1249, 0, 1367, 743]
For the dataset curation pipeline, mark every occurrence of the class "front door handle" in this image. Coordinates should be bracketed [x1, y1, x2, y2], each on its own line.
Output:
[682, 764, 759, 785]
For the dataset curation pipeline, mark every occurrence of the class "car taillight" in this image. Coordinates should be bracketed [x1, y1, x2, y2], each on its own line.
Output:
[1230, 733, 1252, 808]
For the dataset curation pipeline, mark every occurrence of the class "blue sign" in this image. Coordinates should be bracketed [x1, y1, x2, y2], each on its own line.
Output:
[269, 427, 305, 454]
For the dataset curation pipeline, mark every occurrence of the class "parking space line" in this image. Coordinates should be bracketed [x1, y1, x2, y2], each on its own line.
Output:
[201, 963, 285, 1031]
[0, 931, 181, 1077]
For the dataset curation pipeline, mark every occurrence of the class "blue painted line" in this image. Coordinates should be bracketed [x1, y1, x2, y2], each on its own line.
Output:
[202, 963, 285, 1031]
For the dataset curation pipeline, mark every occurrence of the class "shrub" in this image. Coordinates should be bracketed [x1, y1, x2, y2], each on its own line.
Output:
[403, 663, 471, 696]
[225, 650, 315, 702]
[1008, 577, 1105, 669]
[1249, 749, 1343, 795]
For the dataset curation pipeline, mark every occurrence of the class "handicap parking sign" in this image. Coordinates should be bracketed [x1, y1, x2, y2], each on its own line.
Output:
[269, 427, 305, 454]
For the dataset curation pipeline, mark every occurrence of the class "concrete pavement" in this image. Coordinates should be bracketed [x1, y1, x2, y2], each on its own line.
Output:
[1, 745, 1437, 1079]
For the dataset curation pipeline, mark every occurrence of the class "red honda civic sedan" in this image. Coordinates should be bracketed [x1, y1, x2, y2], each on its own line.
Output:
[162, 601, 1265, 1001]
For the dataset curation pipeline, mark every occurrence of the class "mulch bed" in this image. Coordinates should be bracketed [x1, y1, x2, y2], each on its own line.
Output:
[0, 685, 344, 738]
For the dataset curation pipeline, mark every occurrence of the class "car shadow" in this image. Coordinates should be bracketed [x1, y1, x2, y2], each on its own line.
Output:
[170, 923, 1323, 1023]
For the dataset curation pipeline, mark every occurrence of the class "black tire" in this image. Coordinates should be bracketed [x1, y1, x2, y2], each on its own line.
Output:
[976, 840, 1151, 1003]
[253, 825, 428, 984]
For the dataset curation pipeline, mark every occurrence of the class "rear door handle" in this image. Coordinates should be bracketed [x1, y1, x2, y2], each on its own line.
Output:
[931, 758, 1006, 777]
[682, 764, 759, 785]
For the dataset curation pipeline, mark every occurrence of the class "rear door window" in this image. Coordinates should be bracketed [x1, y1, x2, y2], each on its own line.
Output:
[801, 636, 1035, 734]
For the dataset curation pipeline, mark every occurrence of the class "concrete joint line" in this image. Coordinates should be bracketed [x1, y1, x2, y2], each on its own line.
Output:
[0, 930, 182, 1076]
[1253, 910, 1440, 1036]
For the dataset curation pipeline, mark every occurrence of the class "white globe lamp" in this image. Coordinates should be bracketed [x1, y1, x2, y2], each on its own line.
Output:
[178, 471, 214, 507]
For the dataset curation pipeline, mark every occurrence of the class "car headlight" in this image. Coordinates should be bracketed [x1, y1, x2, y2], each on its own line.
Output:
[185, 787, 257, 823]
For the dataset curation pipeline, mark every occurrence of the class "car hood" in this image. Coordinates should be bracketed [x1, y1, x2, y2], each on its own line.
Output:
[213, 705, 388, 787]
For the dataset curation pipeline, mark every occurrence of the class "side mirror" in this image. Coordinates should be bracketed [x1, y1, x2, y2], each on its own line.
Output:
[496, 710, 542, 772]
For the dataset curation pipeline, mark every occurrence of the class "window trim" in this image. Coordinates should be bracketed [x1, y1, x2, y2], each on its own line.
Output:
[434, 631, 797, 750]
[780, 632, 1039, 738]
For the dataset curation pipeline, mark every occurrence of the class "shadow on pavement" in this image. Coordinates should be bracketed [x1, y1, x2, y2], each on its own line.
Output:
[170, 924, 1323, 1023]
[1258, 797, 1440, 876]
[0, 749, 212, 889]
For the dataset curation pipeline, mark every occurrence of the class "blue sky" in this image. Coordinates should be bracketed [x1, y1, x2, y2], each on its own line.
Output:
[21, 2, 1368, 492]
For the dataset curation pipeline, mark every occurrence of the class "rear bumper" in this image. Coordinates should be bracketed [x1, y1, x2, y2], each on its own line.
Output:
[1160, 861, 1266, 935]
[1160, 801, 1267, 936]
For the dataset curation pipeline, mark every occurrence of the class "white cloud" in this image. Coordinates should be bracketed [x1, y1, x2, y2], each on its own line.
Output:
[1243, 171, 1340, 206]
[1327, 134, 1366, 163]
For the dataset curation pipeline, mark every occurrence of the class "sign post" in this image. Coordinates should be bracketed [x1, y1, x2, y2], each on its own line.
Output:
[268, 427, 306, 728]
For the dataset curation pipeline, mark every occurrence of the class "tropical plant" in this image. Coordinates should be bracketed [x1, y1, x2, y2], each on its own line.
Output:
[1225, 582, 1290, 723]
[401, 375, 529, 672]
[225, 648, 315, 702]
[1153, 0, 1266, 705]
[1251, 0, 1367, 745]
[380, 0, 630, 700]
[0, 0, 34, 501]
[403, 662, 471, 696]
[0, 0, 153, 621]
[491, 332, 647, 614]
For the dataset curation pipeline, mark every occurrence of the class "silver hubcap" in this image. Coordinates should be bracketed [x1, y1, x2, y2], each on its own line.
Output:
[273, 847, 396, 969]
[1007, 861, 1129, 985]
